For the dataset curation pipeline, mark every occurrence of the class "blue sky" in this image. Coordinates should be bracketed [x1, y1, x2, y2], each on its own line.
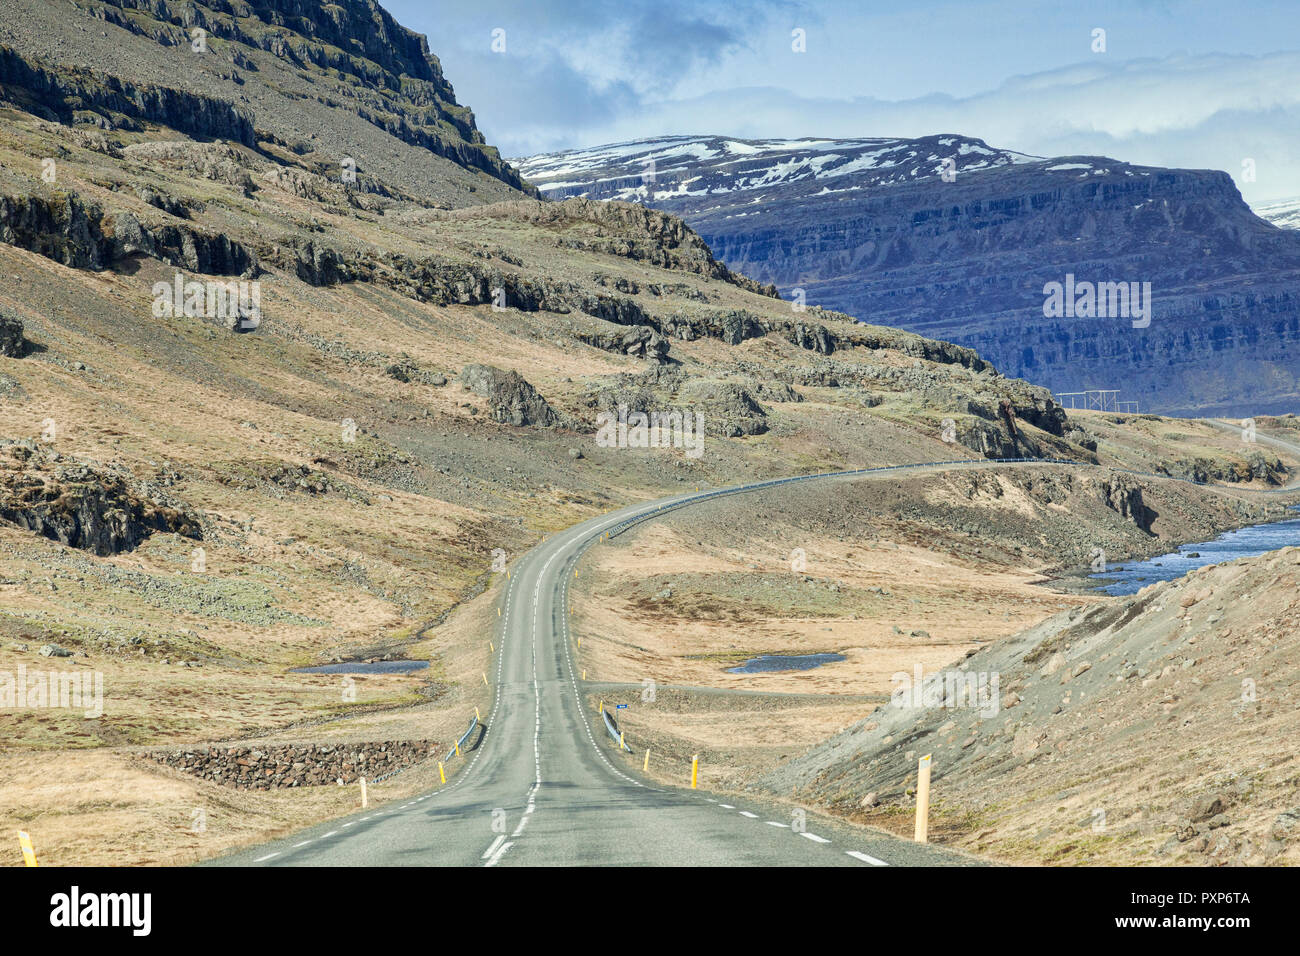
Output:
[386, 0, 1300, 203]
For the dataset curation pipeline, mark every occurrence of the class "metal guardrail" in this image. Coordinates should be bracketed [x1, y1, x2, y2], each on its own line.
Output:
[444, 715, 480, 762]
[369, 763, 410, 785]
[601, 708, 632, 752]
[601, 455, 1299, 548]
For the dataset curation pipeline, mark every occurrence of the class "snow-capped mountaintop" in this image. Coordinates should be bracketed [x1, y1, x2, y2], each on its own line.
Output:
[514, 134, 1041, 204]
[1254, 196, 1300, 230]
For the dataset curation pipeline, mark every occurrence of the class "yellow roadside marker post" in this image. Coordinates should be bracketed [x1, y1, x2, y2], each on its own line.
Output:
[598, 700, 604, 715]
[360, 777, 368, 808]
[489, 641, 494, 652]
[643, 749, 651, 772]
[482, 672, 489, 687]
[438, 762, 446, 784]
[619, 731, 625, 750]
[454, 739, 461, 757]
[17, 831, 37, 867]
[914, 754, 933, 843]
[691, 754, 699, 789]
[475, 707, 481, 722]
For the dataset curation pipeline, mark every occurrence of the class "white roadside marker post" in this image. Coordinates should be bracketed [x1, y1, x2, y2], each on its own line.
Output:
[914, 754, 932, 843]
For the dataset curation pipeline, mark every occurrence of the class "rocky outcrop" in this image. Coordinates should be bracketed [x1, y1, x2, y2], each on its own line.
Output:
[1096, 474, 1154, 532]
[955, 419, 1021, 459]
[72, 0, 532, 193]
[0, 44, 256, 145]
[0, 442, 202, 555]
[148, 739, 436, 790]
[679, 381, 769, 437]
[1156, 451, 1286, 486]
[444, 199, 777, 296]
[0, 193, 258, 276]
[583, 369, 769, 438]
[214, 459, 368, 503]
[0, 313, 25, 358]
[573, 325, 669, 362]
[289, 236, 995, 370]
[384, 356, 447, 386]
[459, 364, 560, 427]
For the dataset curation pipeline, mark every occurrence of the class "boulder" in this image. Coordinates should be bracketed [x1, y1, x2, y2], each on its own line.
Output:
[0, 313, 24, 358]
[459, 364, 560, 427]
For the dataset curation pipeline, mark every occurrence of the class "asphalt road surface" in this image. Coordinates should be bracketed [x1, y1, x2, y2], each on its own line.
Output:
[212, 463, 1024, 866]
[215, 450, 1298, 867]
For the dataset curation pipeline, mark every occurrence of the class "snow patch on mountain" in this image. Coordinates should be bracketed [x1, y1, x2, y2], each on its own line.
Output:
[1254, 196, 1300, 230]
[514, 134, 1040, 203]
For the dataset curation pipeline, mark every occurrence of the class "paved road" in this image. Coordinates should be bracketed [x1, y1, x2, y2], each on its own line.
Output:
[212, 452, 1299, 867]
[213, 463, 1041, 867]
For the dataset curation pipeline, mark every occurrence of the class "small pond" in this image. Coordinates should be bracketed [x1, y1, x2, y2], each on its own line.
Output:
[289, 660, 429, 675]
[728, 652, 846, 674]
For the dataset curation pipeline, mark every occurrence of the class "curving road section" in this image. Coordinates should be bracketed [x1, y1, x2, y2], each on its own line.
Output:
[213, 453, 1298, 867]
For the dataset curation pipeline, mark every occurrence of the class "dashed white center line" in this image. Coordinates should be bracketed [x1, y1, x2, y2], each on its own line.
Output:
[292, 841, 312, 848]
[846, 850, 889, 866]
[322, 831, 338, 838]
[738, 811, 758, 818]
[254, 852, 279, 862]
[800, 832, 831, 844]
[719, 804, 735, 809]
[766, 821, 789, 828]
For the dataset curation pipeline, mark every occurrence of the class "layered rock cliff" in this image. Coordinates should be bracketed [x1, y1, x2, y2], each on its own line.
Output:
[519, 136, 1300, 417]
[1, 0, 531, 206]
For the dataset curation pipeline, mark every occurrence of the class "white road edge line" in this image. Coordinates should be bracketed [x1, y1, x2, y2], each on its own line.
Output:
[481, 835, 506, 860]
[484, 840, 515, 867]
[847, 850, 889, 866]
[800, 832, 831, 844]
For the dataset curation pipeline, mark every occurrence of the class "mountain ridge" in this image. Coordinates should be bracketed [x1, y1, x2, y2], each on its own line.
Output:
[518, 135, 1300, 417]
[1, 0, 533, 206]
